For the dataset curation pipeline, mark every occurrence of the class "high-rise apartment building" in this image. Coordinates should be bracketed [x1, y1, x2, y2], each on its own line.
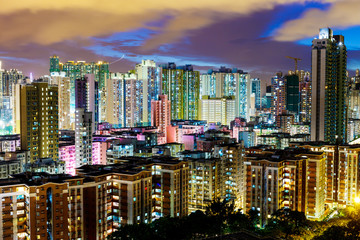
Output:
[285, 74, 299, 115]
[135, 60, 162, 126]
[0, 169, 153, 240]
[0, 62, 23, 134]
[244, 148, 326, 225]
[106, 72, 145, 127]
[299, 71, 311, 123]
[276, 112, 295, 133]
[251, 78, 261, 109]
[290, 142, 360, 208]
[199, 96, 236, 126]
[151, 95, 171, 144]
[311, 28, 347, 144]
[106, 73, 126, 127]
[348, 70, 360, 119]
[201, 67, 251, 120]
[187, 157, 220, 212]
[49, 56, 109, 126]
[200, 71, 216, 97]
[213, 143, 245, 209]
[49, 72, 71, 130]
[14, 80, 59, 163]
[75, 108, 92, 168]
[271, 72, 286, 118]
[74, 74, 98, 132]
[161, 63, 200, 120]
[124, 73, 143, 127]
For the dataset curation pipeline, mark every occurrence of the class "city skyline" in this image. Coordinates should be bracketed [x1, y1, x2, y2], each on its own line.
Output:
[0, 1, 359, 81]
[1, 1, 360, 239]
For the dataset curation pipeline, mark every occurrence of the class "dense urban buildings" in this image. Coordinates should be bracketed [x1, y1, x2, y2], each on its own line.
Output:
[0, 25, 358, 239]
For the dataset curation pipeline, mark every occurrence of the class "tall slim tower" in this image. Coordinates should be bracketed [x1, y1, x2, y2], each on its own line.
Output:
[75, 108, 92, 167]
[135, 60, 162, 126]
[151, 95, 171, 144]
[311, 28, 347, 143]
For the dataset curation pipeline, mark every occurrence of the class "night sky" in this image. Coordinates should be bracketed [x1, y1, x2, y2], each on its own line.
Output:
[0, 0, 359, 81]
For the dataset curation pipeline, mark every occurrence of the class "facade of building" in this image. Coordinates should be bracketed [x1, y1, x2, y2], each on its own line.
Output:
[244, 149, 326, 225]
[161, 63, 200, 120]
[251, 78, 261, 109]
[187, 158, 220, 212]
[59, 143, 76, 175]
[291, 142, 360, 208]
[276, 112, 295, 133]
[75, 108, 93, 168]
[50, 72, 71, 130]
[135, 60, 162, 126]
[0, 169, 152, 240]
[213, 143, 245, 209]
[0, 134, 21, 152]
[299, 71, 311, 123]
[271, 72, 286, 118]
[311, 28, 347, 144]
[106, 73, 126, 127]
[151, 95, 171, 144]
[49, 56, 109, 126]
[285, 74, 299, 115]
[92, 141, 107, 165]
[0, 64, 23, 134]
[14, 81, 59, 163]
[199, 96, 236, 127]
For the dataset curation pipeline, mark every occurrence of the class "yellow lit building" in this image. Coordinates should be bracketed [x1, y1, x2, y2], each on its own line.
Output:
[290, 142, 360, 208]
[199, 96, 235, 126]
[187, 158, 220, 212]
[14, 80, 59, 163]
[244, 148, 326, 225]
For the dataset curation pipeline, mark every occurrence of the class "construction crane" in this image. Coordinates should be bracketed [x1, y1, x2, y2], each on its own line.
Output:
[286, 56, 302, 73]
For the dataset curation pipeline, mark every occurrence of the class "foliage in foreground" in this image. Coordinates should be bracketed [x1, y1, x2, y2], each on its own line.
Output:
[107, 199, 360, 240]
[108, 198, 257, 240]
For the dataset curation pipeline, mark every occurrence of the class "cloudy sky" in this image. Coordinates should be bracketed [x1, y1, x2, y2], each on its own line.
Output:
[0, 0, 359, 81]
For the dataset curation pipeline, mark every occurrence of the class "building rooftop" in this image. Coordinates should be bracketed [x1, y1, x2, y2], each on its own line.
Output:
[245, 148, 323, 162]
[0, 172, 81, 187]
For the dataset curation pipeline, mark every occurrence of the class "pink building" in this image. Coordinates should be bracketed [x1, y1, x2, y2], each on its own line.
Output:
[182, 134, 196, 151]
[151, 95, 171, 144]
[92, 141, 108, 165]
[167, 125, 205, 143]
[59, 144, 76, 176]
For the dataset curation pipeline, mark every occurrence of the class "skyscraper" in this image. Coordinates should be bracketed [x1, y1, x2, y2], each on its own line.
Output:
[75, 74, 97, 132]
[161, 63, 200, 120]
[106, 73, 126, 128]
[348, 70, 360, 119]
[49, 56, 109, 127]
[199, 96, 236, 126]
[199, 67, 251, 120]
[14, 80, 59, 163]
[135, 60, 162, 126]
[285, 74, 299, 115]
[299, 71, 311, 123]
[49, 72, 71, 130]
[151, 95, 171, 144]
[251, 78, 261, 109]
[311, 28, 347, 143]
[0, 63, 23, 134]
[75, 108, 92, 167]
[271, 72, 286, 118]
